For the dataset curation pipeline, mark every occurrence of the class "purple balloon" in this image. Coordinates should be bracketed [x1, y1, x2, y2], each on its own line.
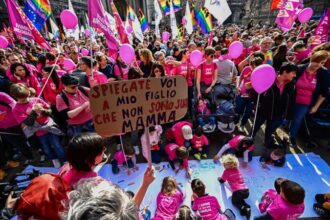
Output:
[60, 10, 78, 29]
[162, 32, 171, 42]
[190, 50, 203, 67]
[81, 48, 89, 56]
[0, 36, 8, 48]
[228, 41, 243, 59]
[119, 44, 135, 64]
[84, 29, 91, 37]
[298, 8, 313, 24]
[126, 26, 133, 34]
[251, 64, 276, 94]
[63, 58, 77, 71]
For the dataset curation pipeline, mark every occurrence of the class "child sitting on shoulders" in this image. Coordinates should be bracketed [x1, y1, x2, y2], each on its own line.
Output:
[164, 143, 190, 178]
[219, 154, 251, 220]
[111, 145, 138, 175]
[153, 176, 184, 220]
[191, 126, 209, 160]
[191, 179, 235, 220]
[254, 179, 305, 220]
[259, 178, 287, 213]
[214, 135, 254, 167]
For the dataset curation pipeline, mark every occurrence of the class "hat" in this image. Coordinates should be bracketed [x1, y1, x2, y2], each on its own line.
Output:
[182, 125, 192, 140]
[61, 73, 79, 86]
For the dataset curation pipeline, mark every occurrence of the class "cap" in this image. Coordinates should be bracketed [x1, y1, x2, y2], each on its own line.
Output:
[61, 73, 79, 86]
[182, 125, 193, 140]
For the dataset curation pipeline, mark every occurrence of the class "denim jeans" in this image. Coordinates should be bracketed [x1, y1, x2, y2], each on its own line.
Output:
[197, 116, 216, 126]
[290, 104, 310, 139]
[67, 120, 95, 138]
[251, 115, 284, 144]
[235, 96, 253, 126]
[38, 132, 66, 162]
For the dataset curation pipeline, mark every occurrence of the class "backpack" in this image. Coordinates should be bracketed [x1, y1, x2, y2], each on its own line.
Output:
[16, 173, 71, 220]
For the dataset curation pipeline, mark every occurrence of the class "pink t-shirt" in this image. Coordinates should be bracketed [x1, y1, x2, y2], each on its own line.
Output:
[247, 45, 261, 54]
[267, 195, 305, 220]
[220, 168, 247, 192]
[191, 134, 209, 149]
[239, 66, 252, 96]
[164, 143, 188, 168]
[228, 135, 254, 151]
[165, 63, 176, 76]
[276, 81, 284, 95]
[9, 74, 41, 95]
[87, 71, 108, 86]
[113, 150, 130, 166]
[174, 62, 193, 86]
[154, 191, 184, 220]
[199, 62, 217, 86]
[192, 195, 226, 220]
[12, 98, 50, 136]
[0, 92, 19, 129]
[42, 77, 63, 106]
[114, 64, 129, 80]
[167, 121, 193, 147]
[259, 189, 278, 213]
[62, 167, 97, 187]
[197, 101, 211, 114]
[296, 71, 317, 105]
[56, 87, 92, 125]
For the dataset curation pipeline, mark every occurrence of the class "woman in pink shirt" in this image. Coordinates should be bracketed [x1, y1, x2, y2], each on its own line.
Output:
[153, 176, 184, 220]
[60, 133, 105, 187]
[196, 47, 218, 100]
[41, 66, 63, 106]
[114, 55, 130, 80]
[9, 63, 41, 95]
[79, 57, 108, 87]
[164, 143, 190, 178]
[191, 179, 235, 220]
[219, 154, 251, 219]
[289, 51, 330, 146]
[255, 180, 305, 220]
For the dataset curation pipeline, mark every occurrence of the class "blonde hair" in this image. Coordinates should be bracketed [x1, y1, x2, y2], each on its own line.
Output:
[139, 48, 154, 65]
[10, 83, 30, 99]
[221, 154, 239, 169]
[161, 176, 177, 195]
[310, 50, 329, 63]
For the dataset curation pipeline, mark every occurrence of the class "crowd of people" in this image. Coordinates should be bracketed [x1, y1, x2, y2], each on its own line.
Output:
[0, 19, 330, 220]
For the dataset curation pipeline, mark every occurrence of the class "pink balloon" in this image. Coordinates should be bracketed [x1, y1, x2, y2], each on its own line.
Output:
[251, 64, 276, 94]
[63, 58, 77, 71]
[0, 36, 8, 48]
[84, 29, 91, 37]
[280, 26, 290, 32]
[81, 48, 89, 56]
[119, 44, 135, 64]
[190, 50, 203, 67]
[298, 8, 313, 24]
[162, 32, 171, 42]
[228, 41, 243, 59]
[126, 26, 133, 34]
[60, 10, 78, 29]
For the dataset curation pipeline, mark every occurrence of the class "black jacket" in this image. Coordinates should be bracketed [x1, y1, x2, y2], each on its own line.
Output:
[253, 80, 296, 120]
[296, 64, 330, 107]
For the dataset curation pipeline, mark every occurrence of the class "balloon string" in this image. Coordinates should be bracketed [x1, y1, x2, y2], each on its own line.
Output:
[250, 93, 260, 138]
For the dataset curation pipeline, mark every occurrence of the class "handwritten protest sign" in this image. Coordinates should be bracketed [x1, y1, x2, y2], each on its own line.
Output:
[89, 76, 188, 137]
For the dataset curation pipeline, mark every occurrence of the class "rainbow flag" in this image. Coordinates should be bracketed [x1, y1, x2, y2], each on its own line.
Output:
[138, 8, 149, 33]
[195, 7, 213, 34]
[159, 0, 181, 15]
[24, 0, 51, 31]
[126, 5, 136, 21]
[191, 3, 198, 27]
[173, 0, 181, 11]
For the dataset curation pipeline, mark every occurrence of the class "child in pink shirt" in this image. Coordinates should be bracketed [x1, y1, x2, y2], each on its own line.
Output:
[111, 145, 138, 175]
[164, 143, 190, 178]
[60, 133, 105, 187]
[191, 179, 235, 220]
[153, 176, 184, 220]
[196, 98, 216, 130]
[259, 178, 287, 213]
[219, 154, 251, 219]
[255, 180, 305, 220]
[191, 126, 209, 160]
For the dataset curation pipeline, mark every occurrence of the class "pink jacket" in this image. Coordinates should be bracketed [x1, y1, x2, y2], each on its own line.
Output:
[166, 121, 192, 146]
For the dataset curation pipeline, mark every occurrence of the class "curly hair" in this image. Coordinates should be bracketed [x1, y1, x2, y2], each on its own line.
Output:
[221, 154, 239, 169]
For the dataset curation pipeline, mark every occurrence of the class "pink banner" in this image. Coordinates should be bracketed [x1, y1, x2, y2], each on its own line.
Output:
[110, 1, 130, 44]
[275, 0, 302, 30]
[312, 8, 330, 45]
[88, 0, 119, 58]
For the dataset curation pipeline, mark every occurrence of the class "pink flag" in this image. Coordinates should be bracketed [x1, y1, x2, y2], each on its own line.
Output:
[88, 0, 119, 59]
[312, 8, 330, 46]
[110, 0, 130, 44]
[208, 31, 213, 46]
[7, 0, 51, 50]
[275, 0, 301, 30]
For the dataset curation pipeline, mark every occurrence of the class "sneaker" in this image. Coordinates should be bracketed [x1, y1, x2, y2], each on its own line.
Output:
[194, 153, 201, 160]
[208, 124, 216, 132]
[6, 160, 20, 168]
[313, 203, 327, 217]
[52, 159, 61, 168]
[0, 169, 7, 180]
[39, 154, 46, 163]
[133, 145, 140, 155]
[202, 154, 207, 159]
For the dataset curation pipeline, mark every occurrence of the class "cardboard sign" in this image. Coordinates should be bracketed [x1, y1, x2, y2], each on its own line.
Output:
[89, 76, 188, 137]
